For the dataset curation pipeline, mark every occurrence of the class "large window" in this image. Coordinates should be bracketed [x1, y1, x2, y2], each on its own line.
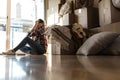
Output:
[0, 0, 45, 53]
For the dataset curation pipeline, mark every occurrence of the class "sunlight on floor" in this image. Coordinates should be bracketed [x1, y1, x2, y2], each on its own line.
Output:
[0, 56, 26, 79]
[46, 44, 52, 71]
[0, 57, 6, 79]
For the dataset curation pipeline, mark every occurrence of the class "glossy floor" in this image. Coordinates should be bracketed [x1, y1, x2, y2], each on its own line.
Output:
[0, 54, 120, 80]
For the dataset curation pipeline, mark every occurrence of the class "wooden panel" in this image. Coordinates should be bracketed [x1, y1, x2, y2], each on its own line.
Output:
[87, 7, 99, 28]
[99, 0, 120, 27]
[111, 0, 120, 23]
[75, 7, 99, 29]
[59, 13, 75, 26]
[99, 0, 111, 26]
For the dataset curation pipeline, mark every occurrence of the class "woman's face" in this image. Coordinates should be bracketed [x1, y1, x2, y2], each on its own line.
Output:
[35, 20, 43, 28]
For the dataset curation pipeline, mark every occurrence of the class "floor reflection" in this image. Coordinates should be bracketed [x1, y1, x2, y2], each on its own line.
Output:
[0, 56, 6, 79]
[77, 56, 120, 80]
[0, 55, 47, 80]
[0, 55, 120, 80]
[47, 55, 85, 80]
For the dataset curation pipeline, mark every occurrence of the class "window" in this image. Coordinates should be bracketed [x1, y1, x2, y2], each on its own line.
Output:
[0, 0, 45, 53]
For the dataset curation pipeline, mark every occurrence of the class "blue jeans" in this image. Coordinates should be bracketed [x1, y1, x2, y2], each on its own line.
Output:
[13, 36, 46, 55]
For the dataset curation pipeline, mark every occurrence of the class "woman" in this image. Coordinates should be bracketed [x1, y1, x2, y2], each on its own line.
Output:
[2, 19, 47, 55]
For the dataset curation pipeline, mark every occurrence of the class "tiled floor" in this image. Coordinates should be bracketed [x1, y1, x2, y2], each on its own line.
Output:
[0, 54, 120, 80]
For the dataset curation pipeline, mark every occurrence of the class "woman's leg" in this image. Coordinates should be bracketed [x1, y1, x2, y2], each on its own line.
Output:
[13, 37, 31, 52]
[13, 36, 45, 54]
[20, 46, 32, 53]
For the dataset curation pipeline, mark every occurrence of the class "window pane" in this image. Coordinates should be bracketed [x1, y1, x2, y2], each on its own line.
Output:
[0, 0, 7, 52]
